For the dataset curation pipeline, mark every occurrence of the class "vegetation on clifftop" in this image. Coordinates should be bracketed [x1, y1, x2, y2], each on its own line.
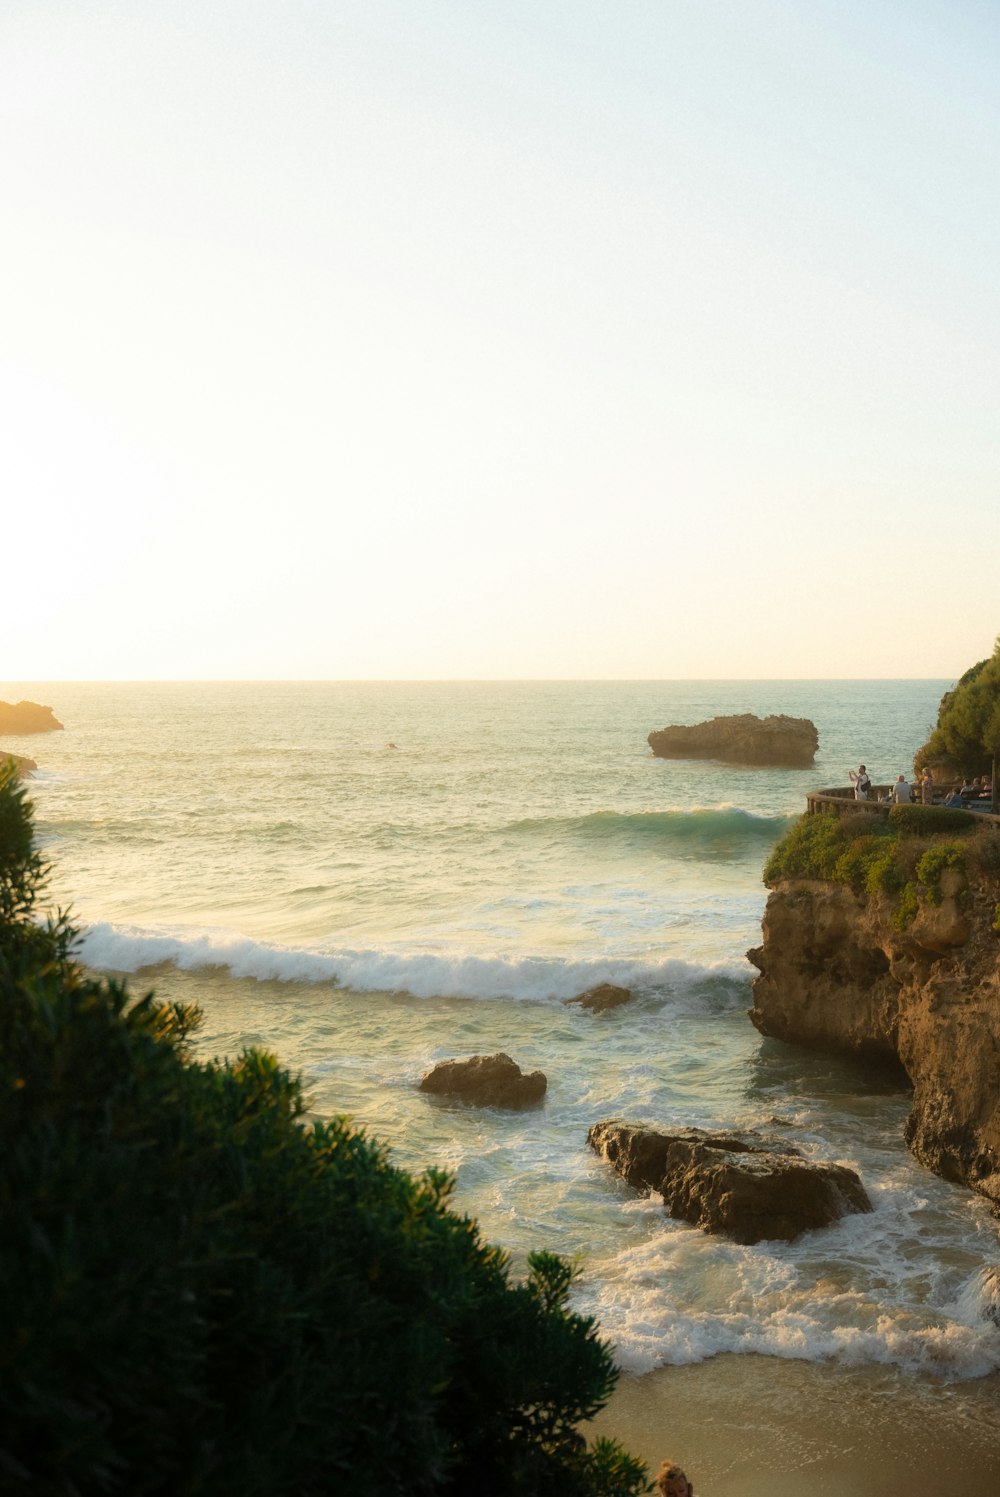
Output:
[764, 809, 1000, 929]
[914, 637, 1000, 779]
[0, 766, 648, 1497]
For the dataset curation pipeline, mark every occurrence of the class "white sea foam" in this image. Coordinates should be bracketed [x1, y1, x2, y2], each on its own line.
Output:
[75, 919, 751, 1003]
[575, 1214, 1000, 1380]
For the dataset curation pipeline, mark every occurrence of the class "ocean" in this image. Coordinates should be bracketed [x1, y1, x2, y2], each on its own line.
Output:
[5, 679, 1000, 1489]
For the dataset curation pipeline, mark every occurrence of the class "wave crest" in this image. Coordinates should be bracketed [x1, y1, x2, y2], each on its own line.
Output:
[75, 920, 751, 1004]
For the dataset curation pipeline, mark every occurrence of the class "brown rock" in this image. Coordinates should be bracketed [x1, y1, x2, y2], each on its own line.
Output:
[419, 1052, 547, 1109]
[1, 752, 37, 777]
[648, 713, 818, 768]
[587, 1119, 871, 1244]
[0, 700, 63, 734]
[566, 983, 633, 1012]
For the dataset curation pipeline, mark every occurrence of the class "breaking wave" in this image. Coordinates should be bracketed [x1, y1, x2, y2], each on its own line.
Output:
[507, 806, 796, 858]
[76, 919, 752, 1005]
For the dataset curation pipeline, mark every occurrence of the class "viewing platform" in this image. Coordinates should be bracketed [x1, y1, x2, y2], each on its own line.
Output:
[805, 786, 1000, 827]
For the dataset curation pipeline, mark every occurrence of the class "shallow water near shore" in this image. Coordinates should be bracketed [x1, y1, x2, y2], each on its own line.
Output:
[5, 678, 999, 1490]
[593, 1357, 1000, 1495]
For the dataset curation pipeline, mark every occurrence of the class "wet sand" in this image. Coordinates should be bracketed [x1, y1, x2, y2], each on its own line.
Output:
[590, 1356, 1000, 1496]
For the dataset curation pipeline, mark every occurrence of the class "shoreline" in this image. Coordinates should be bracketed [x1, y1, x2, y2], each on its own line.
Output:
[589, 1355, 1000, 1496]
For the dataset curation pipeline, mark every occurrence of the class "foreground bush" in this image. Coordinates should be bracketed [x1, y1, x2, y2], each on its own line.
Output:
[0, 766, 647, 1496]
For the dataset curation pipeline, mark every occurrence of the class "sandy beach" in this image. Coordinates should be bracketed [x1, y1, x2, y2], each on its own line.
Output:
[591, 1355, 1000, 1496]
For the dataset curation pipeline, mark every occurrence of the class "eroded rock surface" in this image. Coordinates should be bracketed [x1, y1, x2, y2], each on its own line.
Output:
[648, 713, 817, 767]
[419, 1052, 547, 1109]
[565, 983, 632, 1012]
[0, 700, 63, 734]
[749, 871, 1000, 1206]
[587, 1119, 870, 1243]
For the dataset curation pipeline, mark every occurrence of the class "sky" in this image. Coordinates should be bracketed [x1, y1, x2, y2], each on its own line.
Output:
[3, 0, 998, 680]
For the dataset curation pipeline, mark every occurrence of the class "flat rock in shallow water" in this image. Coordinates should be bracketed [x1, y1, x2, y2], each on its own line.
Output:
[647, 712, 817, 767]
[565, 983, 632, 1012]
[0, 700, 63, 734]
[419, 1052, 547, 1109]
[587, 1119, 871, 1244]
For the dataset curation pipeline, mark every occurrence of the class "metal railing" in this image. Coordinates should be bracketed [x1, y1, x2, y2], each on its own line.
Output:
[805, 788, 1000, 826]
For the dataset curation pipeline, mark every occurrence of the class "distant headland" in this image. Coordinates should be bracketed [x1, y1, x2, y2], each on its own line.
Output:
[0, 700, 64, 734]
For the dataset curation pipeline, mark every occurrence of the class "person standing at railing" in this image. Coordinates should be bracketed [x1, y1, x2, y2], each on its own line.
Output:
[892, 774, 912, 803]
[920, 767, 934, 805]
[849, 764, 871, 800]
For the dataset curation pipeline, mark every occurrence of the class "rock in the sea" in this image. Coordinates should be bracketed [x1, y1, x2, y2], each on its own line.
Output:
[419, 1052, 547, 1109]
[587, 1119, 871, 1244]
[1, 752, 37, 777]
[974, 1267, 1000, 1328]
[647, 713, 818, 767]
[0, 700, 63, 734]
[565, 983, 632, 1013]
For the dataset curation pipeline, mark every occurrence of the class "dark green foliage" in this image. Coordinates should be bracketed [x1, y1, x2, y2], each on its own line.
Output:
[970, 830, 1000, 879]
[0, 771, 648, 1497]
[914, 638, 1000, 777]
[887, 804, 979, 837]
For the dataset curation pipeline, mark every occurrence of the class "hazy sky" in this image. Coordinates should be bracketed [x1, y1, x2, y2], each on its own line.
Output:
[4, 1, 998, 679]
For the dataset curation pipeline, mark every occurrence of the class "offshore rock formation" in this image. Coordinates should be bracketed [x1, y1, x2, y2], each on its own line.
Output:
[1, 752, 37, 777]
[565, 982, 633, 1013]
[419, 1052, 547, 1109]
[0, 700, 63, 734]
[749, 871, 1000, 1207]
[647, 713, 818, 767]
[587, 1120, 871, 1244]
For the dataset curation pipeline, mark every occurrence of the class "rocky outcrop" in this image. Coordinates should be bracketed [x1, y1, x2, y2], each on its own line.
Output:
[749, 871, 1000, 1206]
[647, 713, 817, 767]
[587, 1120, 871, 1243]
[1, 752, 37, 777]
[565, 982, 632, 1013]
[0, 701, 63, 734]
[419, 1052, 547, 1109]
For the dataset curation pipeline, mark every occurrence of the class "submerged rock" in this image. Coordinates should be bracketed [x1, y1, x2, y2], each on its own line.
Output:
[587, 1119, 871, 1244]
[419, 1052, 547, 1109]
[0, 700, 63, 734]
[647, 713, 818, 767]
[975, 1267, 1000, 1328]
[565, 983, 633, 1013]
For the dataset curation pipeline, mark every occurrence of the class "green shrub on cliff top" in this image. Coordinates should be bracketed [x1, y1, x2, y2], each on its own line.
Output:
[914, 637, 1000, 778]
[764, 812, 903, 895]
[0, 764, 648, 1497]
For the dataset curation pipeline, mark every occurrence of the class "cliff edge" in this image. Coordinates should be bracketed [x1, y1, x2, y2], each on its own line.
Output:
[749, 858, 1000, 1208]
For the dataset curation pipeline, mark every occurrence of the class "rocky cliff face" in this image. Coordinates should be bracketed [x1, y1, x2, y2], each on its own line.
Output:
[648, 713, 818, 767]
[748, 871, 1000, 1207]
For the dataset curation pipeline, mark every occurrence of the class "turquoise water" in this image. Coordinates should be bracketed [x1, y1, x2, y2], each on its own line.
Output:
[5, 678, 999, 1382]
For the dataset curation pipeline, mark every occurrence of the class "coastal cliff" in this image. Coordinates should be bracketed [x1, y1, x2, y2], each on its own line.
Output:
[749, 832, 1000, 1208]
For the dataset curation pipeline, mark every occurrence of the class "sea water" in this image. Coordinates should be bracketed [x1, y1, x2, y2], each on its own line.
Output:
[5, 680, 1000, 1393]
